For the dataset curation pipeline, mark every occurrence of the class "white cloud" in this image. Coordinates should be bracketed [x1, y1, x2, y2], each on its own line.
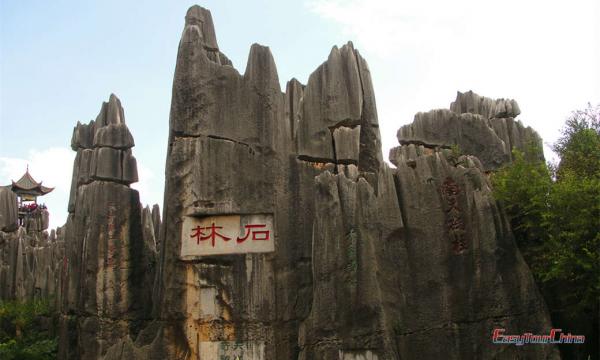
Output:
[307, 0, 600, 163]
[131, 159, 162, 209]
[0, 147, 75, 230]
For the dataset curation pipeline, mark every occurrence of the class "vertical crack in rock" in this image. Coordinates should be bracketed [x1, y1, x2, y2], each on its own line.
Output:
[285, 78, 304, 148]
[330, 128, 339, 173]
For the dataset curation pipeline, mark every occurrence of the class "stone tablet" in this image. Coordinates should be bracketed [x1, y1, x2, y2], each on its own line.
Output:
[198, 341, 265, 359]
[181, 214, 274, 258]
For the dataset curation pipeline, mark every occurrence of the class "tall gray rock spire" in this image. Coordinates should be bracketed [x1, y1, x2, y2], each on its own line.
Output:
[59, 94, 156, 359]
[68, 94, 138, 213]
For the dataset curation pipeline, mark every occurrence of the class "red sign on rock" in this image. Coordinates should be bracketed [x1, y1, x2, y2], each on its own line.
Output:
[181, 214, 274, 258]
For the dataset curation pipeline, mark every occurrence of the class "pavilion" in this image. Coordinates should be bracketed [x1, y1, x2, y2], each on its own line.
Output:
[7, 167, 53, 223]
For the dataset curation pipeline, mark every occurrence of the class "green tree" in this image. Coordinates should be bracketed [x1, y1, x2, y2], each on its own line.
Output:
[542, 172, 600, 309]
[0, 299, 57, 360]
[547, 103, 600, 312]
[553, 103, 600, 178]
[492, 144, 551, 265]
[493, 103, 600, 359]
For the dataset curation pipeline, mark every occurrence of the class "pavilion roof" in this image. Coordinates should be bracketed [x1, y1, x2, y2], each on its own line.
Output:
[9, 169, 54, 196]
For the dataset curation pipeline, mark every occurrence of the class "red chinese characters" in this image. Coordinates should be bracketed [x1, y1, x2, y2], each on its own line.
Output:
[190, 222, 270, 247]
[190, 222, 231, 247]
[236, 224, 270, 243]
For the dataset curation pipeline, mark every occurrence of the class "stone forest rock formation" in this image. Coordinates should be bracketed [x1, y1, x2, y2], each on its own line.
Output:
[0, 187, 18, 232]
[0, 5, 560, 360]
[56, 94, 158, 359]
[396, 90, 544, 171]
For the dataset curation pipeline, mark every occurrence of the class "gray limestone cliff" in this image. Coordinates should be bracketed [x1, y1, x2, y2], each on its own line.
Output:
[0, 187, 18, 232]
[388, 145, 556, 358]
[0, 227, 65, 304]
[397, 90, 543, 171]
[101, 5, 556, 360]
[57, 95, 159, 359]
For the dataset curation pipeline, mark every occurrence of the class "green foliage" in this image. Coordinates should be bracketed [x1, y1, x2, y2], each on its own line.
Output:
[553, 103, 600, 178]
[492, 104, 600, 315]
[492, 144, 552, 261]
[542, 173, 600, 309]
[0, 299, 57, 360]
[446, 144, 463, 165]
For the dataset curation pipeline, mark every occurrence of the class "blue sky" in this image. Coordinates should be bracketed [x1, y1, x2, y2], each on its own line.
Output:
[1, 0, 599, 229]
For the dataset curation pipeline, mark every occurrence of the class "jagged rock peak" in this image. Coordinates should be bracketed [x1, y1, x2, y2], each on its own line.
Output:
[96, 93, 126, 126]
[70, 120, 96, 150]
[396, 91, 542, 171]
[297, 40, 382, 169]
[244, 43, 279, 87]
[184, 5, 219, 51]
[450, 90, 521, 119]
[71, 94, 134, 150]
[68, 95, 139, 212]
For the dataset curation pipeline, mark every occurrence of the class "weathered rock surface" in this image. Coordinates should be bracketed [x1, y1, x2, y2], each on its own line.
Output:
[450, 90, 521, 119]
[93, 123, 135, 149]
[397, 109, 511, 170]
[397, 91, 543, 170]
[0, 227, 65, 306]
[122, 5, 553, 360]
[59, 181, 153, 358]
[68, 94, 139, 212]
[388, 147, 557, 359]
[21, 207, 50, 232]
[0, 187, 18, 232]
[297, 42, 382, 171]
[299, 168, 402, 359]
[150, 204, 161, 250]
[56, 95, 158, 359]
[333, 125, 361, 163]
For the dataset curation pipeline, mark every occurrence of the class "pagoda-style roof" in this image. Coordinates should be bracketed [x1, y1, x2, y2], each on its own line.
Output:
[9, 168, 54, 196]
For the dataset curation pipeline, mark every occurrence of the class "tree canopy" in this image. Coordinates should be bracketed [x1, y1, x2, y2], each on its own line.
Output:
[0, 299, 57, 360]
[492, 103, 600, 359]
